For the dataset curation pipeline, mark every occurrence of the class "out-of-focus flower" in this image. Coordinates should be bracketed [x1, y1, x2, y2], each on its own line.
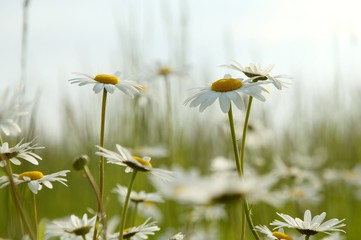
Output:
[113, 185, 164, 220]
[69, 71, 143, 95]
[0, 140, 43, 167]
[151, 167, 283, 207]
[0, 85, 28, 136]
[96, 144, 173, 181]
[168, 232, 184, 240]
[184, 74, 268, 113]
[271, 210, 346, 236]
[0, 170, 70, 194]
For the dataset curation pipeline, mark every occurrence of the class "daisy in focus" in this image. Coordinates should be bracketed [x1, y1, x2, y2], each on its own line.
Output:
[108, 217, 160, 240]
[184, 74, 268, 113]
[254, 225, 302, 240]
[69, 71, 143, 95]
[222, 61, 291, 89]
[271, 210, 346, 237]
[0, 140, 43, 167]
[46, 213, 96, 239]
[0, 170, 70, 194]
[96, 144, 173, 181]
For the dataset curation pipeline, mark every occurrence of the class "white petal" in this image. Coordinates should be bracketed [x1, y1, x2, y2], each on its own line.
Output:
[219, 93, 231, 113]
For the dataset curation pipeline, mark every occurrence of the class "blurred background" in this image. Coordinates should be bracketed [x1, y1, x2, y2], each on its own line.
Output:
[1, 0, 361, 239]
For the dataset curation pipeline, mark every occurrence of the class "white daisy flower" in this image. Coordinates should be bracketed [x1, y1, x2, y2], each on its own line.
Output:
[271, 210, 346, 236]
[0, 85, 28, 136]
[96, 144, 173, 181]
[255, 225, 295, 240]
[46, 213, 96, 239]
[108, 217, 160, 240]
[223, 61, 291, 89]
[69, 71, 143, 95]
[0, 170, 70, 194]
[184, 74, 268, 113]
[0, 140, 43, 167]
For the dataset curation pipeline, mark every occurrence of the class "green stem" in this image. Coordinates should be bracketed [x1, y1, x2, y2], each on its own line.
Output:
[3, 159, 35, 239]
[243, 202, 260, 240]
[84, 165, 106, 240]
[305, 235, 310, 240]
[240, 96, 253, 174]
[239, 96, 261, 240]
[227, 104, 241, 175]
[132, 202, 139, 226]
[99, 89, 107, 201]
[32, 194, 38, 239]
[93, 89, 108, 240]
[119, 171, 138, 240]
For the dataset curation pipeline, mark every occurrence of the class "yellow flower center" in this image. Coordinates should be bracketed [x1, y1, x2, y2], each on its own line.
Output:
[18, 171, 44, 180]
[94, 74, 119, 85]
[211, 77, 243, 92]
[158, 67, 173, 76]
[272, 231, 293, 240]
[132, 156, 152, 168]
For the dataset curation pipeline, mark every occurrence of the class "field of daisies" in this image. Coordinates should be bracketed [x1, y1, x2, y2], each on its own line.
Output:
[2, 59, 360, 240]
[2, 1, 361, 240]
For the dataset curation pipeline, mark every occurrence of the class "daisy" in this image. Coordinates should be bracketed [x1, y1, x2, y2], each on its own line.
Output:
[184, 74, 268, 113]
[271, 210, 346, 236]
[0, 170, 70, 194]
[108, 217, 160, 240]
[46, 213, 96, 239]
[255, 225, 301, 240]
[222, 61, 291, 89]
[96, 144, 173, 181]
[69, 71, 143, 95]
[0, 140, 43, 167]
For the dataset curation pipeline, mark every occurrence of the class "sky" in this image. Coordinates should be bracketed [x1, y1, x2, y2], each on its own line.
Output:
[1, 0, 361, 138]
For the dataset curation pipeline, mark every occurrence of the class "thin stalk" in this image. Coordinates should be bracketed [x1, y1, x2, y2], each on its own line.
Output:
[32, 193, 38, 239]
[239, 96, 260, 240]
[243, 202, 260, 240]
[227, 104, 241, 175]
[119, 171, 138, 240]
[163, 75, 173, 162]
[84, 165, 106, 240]
[93, 89, 108, 240]
[305, 236, 310, 240]
[99, 89, 108, 201]
[131, 202, 139, 226]
[20, 0, 30, 86]
[240, 96, 253, 174]
[3, 160, 35, 239]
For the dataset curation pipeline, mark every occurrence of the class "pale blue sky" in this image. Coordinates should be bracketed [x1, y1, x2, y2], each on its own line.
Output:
[1, 0, 361, 137]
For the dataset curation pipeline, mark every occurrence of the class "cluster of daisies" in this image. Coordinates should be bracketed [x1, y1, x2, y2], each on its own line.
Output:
[0, 61, 347, 240]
